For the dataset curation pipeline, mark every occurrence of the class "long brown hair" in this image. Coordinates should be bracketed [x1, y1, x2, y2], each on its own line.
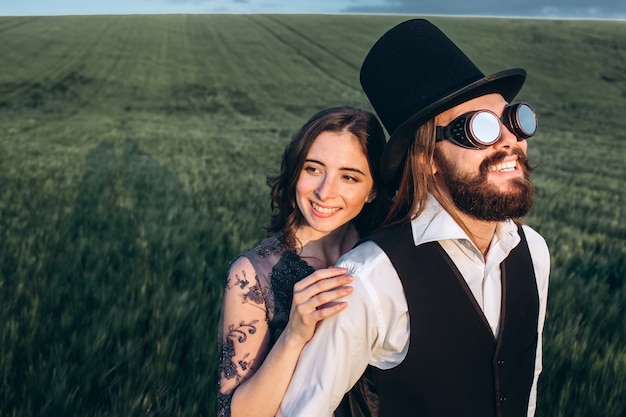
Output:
[266, 106, 390, 249]
[383, 118, 465, 231]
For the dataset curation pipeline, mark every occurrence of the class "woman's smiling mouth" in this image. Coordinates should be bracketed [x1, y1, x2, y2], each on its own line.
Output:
[311, 201, 340, 215]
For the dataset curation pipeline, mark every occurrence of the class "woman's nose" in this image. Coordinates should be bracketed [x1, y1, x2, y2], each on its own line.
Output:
[315, 176, 336, 200]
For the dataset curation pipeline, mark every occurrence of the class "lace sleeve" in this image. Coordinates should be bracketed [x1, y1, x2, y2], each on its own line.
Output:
[218, 256, 271, 417]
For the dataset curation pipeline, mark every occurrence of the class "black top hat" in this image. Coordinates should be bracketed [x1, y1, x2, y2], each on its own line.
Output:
[360, 18, 527, 184]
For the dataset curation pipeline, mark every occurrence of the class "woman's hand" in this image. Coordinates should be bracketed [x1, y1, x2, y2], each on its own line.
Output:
[284, 267, 353, 348]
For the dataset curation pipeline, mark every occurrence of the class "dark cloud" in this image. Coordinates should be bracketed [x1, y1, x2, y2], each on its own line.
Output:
[344, 0, 626, 19]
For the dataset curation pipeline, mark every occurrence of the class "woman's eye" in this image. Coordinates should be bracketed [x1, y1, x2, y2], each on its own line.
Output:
[305, 166, 320, 174]
[343, 175, 358, 182]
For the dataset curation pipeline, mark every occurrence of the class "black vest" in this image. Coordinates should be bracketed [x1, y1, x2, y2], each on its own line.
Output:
[338, 223, 539, 417]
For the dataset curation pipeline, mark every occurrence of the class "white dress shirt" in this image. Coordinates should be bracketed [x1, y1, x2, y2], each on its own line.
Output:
[278, 195, 550, 417]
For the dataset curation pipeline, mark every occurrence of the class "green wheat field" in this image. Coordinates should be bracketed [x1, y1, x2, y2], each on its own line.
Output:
[0, 14, 624, 416]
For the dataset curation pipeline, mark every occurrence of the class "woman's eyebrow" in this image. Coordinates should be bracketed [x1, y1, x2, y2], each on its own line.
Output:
[305, 159, 366, 175]
[341, 167, 366, 175]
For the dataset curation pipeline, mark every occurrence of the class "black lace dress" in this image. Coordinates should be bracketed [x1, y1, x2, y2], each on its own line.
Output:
[217, 234, 314, 417]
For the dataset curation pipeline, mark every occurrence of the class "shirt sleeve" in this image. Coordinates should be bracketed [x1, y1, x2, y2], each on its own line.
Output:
[522, 225, 551, 417]
[218, 256, 271, 417]
[277, 242, 409, 417]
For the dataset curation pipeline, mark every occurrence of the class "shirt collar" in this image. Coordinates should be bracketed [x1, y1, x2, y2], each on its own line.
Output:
[410, 194, 520, 251]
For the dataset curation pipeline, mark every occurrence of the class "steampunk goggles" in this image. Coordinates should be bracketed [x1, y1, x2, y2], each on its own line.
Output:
[435, 102, 537, 150]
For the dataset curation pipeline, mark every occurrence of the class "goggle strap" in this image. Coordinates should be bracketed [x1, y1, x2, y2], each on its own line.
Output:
[435, 127, 445, 142]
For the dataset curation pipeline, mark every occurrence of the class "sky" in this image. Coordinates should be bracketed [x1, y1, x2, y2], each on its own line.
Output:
[1, 0, 625, 20]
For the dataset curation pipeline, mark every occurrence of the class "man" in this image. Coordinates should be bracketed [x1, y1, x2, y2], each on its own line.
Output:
[277, 19, 550, 417]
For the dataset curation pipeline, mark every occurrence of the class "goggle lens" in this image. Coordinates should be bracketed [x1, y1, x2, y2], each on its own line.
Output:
[436, 102, 537, 149]
[469, 111, 500, 146]
[515, 103, 538, 137]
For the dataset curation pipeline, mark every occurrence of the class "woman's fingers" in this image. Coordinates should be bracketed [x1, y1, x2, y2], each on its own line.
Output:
[304, 299, 349, 323]
[294, 267, 348, 291]
[293, 268, 353, 305]
[310, 284, 353, 309]
[294, 272, 354, 327]
[285, 267, 355, 344]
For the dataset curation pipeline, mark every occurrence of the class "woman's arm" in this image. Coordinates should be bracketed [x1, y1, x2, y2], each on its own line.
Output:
[219, 257, 271, 417]
[218, 257, 353, 417]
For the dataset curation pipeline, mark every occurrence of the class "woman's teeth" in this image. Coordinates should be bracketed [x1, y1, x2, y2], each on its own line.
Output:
[312, 202, 339, 214]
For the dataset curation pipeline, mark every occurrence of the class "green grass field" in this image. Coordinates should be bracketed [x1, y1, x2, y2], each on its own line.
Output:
[0, 14, 624, 416]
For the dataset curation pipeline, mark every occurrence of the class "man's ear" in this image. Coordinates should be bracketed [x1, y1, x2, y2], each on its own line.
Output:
[431, 157, 439, 175]
[420, 152, 438, 175]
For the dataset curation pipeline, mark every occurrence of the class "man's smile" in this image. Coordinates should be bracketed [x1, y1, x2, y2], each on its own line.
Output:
[488, 159, 517, 173]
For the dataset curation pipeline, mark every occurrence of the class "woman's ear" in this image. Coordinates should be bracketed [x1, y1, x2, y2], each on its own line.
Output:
[366, 190, 377, 204]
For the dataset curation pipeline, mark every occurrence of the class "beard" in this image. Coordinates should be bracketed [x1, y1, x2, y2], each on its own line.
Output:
[434, 147, 535, 222]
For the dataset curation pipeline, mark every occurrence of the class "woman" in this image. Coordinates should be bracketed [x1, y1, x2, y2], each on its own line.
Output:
[218, 106, 389, 417]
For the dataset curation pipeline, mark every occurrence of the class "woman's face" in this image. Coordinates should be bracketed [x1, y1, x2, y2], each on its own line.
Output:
[295, 130, 375, 240]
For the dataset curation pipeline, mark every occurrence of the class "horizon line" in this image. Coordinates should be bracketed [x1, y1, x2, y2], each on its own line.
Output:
[1, 11, 624, 21]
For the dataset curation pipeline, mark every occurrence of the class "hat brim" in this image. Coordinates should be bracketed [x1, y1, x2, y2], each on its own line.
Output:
[381, 68, 527, 184]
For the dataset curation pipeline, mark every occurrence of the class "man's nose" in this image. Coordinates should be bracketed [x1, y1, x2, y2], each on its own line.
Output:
[494, 124, 521, 149]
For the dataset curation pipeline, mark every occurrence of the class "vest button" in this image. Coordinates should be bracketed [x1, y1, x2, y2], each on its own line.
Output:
[500, 396, 507, 403]
[497, 359, 505, 366]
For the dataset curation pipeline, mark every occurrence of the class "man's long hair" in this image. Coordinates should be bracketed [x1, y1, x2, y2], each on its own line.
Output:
[383, 119, 471, 233]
